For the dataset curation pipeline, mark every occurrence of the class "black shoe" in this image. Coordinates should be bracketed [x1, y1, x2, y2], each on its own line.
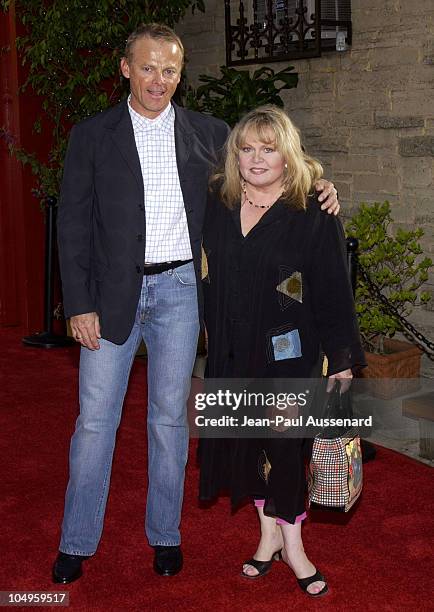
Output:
[297, 569, 329, 597]
[153, 545, 183, 576]
[241, 550, 282, 579]
[52, 552, 89, 584]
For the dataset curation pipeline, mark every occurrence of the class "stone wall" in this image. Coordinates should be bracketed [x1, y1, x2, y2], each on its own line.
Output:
[177, 0, 434, 376]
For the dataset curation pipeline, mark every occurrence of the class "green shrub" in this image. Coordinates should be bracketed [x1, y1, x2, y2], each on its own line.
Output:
[185, 65, 298, 127]
[345, 201, 432, 354]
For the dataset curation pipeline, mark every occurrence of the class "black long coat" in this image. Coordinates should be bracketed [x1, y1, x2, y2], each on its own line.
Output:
[199, 190, 365, 522]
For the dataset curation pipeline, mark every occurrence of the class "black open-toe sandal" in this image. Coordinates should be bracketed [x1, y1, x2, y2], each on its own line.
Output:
[297, 569, 328, 597]
[241, 550, 282, 579]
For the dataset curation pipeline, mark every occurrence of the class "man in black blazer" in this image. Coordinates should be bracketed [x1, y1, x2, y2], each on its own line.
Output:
[53, 23, 339, 584]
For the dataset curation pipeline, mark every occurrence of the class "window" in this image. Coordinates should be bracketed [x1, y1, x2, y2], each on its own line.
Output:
[224, 0, 352, 66]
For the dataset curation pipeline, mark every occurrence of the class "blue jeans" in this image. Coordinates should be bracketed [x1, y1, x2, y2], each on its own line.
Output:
[59, 262, 199, 554]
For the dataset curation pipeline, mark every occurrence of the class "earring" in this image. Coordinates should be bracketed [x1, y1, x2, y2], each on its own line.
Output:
[284, 163, 288, 168]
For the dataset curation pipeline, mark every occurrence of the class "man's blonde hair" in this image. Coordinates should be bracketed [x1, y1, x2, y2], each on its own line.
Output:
[124, 22, 184, 64]
[214, 105, 323, 210]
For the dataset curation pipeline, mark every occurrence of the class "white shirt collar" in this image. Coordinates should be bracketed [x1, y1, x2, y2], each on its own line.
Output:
[127, 94, 174, 133]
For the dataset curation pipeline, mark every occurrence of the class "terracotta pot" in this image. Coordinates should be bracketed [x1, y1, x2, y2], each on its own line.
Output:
[359, 338, 422, 399]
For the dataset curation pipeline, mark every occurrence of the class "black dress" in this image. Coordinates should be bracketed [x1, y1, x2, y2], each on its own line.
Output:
[199, 188, 365, 523]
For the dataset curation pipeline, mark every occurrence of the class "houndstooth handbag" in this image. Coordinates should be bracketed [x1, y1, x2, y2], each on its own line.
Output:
[308, 384, 363, 512]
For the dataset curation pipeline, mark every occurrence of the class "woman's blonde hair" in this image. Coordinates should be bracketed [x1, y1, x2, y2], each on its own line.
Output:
[213, 105, 323, 210]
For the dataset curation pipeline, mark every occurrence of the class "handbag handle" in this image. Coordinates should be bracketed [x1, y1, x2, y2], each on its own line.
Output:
[322, 380, 353, 422]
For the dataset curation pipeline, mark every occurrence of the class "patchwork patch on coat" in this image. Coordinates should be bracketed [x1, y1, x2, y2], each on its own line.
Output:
[201, 245, 210, 282]
[266, 325, 302, 362]
[276, 267, 302, 310]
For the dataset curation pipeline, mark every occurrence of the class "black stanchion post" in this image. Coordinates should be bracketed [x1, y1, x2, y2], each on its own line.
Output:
[23, 196, 74, 348]
[346, 236, 376, 463]
[346, 236, 359, 297]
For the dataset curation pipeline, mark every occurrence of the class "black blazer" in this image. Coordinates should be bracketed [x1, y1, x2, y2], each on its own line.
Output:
[57, 100, 230, 344]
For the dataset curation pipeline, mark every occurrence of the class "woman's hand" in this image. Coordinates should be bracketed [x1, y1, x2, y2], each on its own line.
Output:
[315, 179, 339, 215]
[327, 368, 353, 393]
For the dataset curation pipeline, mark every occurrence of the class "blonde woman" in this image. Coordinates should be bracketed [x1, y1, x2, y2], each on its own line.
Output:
[199, 106, 365, 597]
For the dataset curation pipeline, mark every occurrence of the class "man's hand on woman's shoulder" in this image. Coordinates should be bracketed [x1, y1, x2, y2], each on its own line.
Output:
[314, 179, 339, 216]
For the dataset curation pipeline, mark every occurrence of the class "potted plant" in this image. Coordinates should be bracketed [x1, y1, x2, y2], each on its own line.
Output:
[345, 201, 432, 398]
[185, 64, 298, 127]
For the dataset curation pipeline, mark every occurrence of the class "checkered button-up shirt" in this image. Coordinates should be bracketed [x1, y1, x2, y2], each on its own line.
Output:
[128, 98, 192, 263]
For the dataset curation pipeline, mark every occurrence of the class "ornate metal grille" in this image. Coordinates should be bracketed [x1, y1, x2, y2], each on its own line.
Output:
[225, 0, 352, 66]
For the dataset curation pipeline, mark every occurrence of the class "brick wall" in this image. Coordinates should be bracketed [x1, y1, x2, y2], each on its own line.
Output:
[177, 0, 434, 375]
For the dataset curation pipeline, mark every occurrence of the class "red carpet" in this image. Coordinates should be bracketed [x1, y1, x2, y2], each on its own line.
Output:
[1, 327, 433, 611]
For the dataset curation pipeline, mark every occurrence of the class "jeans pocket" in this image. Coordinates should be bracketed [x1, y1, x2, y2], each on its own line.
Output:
[173, 265, 196, 286]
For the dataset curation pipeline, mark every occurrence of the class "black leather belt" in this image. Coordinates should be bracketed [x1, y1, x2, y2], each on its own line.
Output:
[143, 259, 192, 275]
